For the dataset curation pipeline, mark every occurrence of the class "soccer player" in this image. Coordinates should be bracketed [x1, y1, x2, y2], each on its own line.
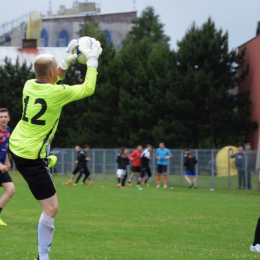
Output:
[116, 148, 129, 188]
[9, 37, 102, 260]
[0, 108, 15, 226]
[183, 149, 198, 188]
[65, 145, 81, 185]
[74, 145, 92, 186]
[127, 145, 143, 186]
[155, 142, 172, 188]
[139, 144, 152, 187]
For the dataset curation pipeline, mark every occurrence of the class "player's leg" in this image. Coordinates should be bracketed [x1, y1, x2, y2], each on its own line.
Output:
[0, 177, 15, 225]
[157, 165, 162, 188]
[163, 166, 168, 188]
[11, 154, 57, 260]
[193, 171, 198, 188]
[145, 167, 152, 186]
[116, 169, 122, 188]
[121, 170, 127, 188]
[238, 170, 242, 189]
[121, 171, 128, 187]
[137, 168, 145, 187]
[184, 171, 193, 188]
[250, 217, 260, 252]
[65, 165, 79, 185]
[242, 170, 246, 189]
[128, 168, 136, 186]
[83, 167, 92, 185]
[38, 194, 58, 260]
[74, 167, 84, 185]
[85, 167, 93, 185]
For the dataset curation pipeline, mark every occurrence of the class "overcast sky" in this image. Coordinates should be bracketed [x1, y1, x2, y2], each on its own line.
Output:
[0, 0, 260, 50]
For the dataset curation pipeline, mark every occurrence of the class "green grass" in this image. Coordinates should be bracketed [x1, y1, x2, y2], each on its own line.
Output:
[1, 173, 260, 259]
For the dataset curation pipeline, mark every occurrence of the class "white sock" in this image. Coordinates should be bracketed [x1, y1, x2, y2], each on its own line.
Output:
[38, 213, 55, 260]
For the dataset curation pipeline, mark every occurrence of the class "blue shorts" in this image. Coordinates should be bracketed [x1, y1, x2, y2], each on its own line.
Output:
[185, 170, 196, 176]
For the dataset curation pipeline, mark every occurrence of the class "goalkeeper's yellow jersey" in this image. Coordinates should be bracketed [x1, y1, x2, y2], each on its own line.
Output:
[10, 67, 97, 159]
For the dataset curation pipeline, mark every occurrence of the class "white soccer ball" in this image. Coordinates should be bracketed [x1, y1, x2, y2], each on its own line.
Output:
[76, 36, 93, 65]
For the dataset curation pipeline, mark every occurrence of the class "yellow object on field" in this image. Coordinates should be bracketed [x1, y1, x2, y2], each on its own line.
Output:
[216, 146, 238, 177]
[26, 12, 42, 46]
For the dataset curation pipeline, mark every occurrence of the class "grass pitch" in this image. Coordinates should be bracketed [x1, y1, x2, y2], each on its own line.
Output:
[1, 173, 260, 260]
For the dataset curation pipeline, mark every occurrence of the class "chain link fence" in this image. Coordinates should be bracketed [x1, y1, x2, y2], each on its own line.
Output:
[13, 148, 260, 190]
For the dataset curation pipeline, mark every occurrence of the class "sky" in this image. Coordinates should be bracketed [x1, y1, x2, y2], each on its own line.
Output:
[0, 0, 260, 50]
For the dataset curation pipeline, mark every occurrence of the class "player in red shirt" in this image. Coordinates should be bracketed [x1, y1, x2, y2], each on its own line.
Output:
[127, 145, 143, 186]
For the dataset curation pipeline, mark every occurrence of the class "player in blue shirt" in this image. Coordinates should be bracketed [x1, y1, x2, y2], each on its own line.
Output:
[0, 108, 15, 226]
[155, 142, 172, 188]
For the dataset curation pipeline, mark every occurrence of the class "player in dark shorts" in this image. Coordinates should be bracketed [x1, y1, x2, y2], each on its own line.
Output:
[74, 145, 93, 186]
[0, 108, 15, 226]
[139, 144, 153, 187]
[9, 38, 102, 259]
[65, 145, 82, 185]
[128, 145, 143, 186]
[155, 142, 172, 188]
[116, 148, 130, 188]
[183, 149, 198, 188]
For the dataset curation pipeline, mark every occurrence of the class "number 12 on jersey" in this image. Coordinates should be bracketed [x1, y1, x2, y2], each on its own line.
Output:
[22, 96, 47, 126]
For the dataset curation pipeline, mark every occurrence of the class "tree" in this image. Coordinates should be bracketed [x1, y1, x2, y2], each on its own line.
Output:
[113, 6, 173, 147]
[173, 18, 255, 148]
[0, 58, 34, 130]
[54, 16, 118, 147]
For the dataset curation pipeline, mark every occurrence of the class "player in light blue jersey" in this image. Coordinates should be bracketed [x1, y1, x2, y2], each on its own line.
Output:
[155, 142, 172, 188]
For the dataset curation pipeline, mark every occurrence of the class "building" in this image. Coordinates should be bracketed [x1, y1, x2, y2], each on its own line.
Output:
[0, 1, 136, 51]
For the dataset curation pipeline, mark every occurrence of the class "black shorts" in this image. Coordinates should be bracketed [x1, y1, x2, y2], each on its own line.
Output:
[0, 171, 12, 185]
[157, 164, 168, 174]
[11, 153, 56, 200]
[72, 165, 80, 175]
[141, 166, 152, 178]
[131, 166, 141, 173]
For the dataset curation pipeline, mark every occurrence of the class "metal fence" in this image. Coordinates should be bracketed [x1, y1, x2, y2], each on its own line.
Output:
[14, 148, 260, 190]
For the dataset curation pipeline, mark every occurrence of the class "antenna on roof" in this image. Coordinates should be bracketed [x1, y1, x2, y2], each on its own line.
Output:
[133, 0, 136, 11]
[49, 0, 52, 11]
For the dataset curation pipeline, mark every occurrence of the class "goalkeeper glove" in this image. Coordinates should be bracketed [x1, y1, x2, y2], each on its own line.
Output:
[78, 37, 102, 68]
[59, 39, 78, 70]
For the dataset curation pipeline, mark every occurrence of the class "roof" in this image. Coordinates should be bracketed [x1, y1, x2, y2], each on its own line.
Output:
[237, 34, 260, 49]
[0, 47, 65, 67]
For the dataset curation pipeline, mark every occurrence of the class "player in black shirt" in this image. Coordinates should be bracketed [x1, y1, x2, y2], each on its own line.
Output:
[74, 145, 92, 186]
[184, 149, 198, 188]
[138, 144, 152, 187]
[116, 148, 129, 188]
[65, 145, 81, 185]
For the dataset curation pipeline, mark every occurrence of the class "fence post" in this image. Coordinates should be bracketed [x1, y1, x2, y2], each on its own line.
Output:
[92, 150, 95, 179]
[102, 149, 106, 180]
[211, 150, 215, 188]
[195, 149, 199, 186]
[71, 149, 74, 173]
[228, 148, 231, 189]
[180, 150, 183, 185]
[61, 149, 64, 176]
[245, 151, 248, 190]
[115, 149, 117, 180]
[152, 149, 156, 184]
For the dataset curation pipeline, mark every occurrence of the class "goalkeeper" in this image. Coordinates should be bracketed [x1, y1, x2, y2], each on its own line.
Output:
[9, 37, 102, 260]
